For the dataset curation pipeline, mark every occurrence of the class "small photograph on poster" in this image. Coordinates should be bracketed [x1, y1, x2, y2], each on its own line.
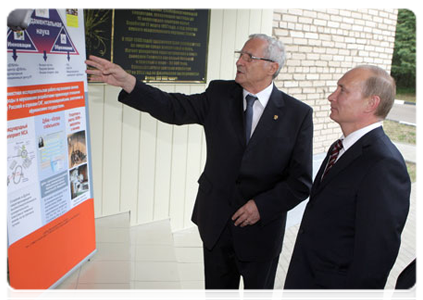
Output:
[66, 9, 79, 16]
[35, 112, 68, 180]
[13, 30, 24, 41]
[38, 136, 44, 148]
[35, 9, 49, 19]
[38, 131, 67, 175]
[69, 163, 89, 200]
[67, 130, 87, 169]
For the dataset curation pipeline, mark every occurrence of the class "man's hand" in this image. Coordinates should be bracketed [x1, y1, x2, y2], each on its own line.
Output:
[232, 200, 260, 227]
[85, 55, 136, 93]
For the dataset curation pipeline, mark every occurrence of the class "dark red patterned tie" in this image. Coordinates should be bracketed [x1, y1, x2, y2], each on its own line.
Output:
[322, 139, 343, 180]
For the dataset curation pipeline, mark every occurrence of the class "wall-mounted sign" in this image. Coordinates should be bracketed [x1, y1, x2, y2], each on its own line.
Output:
[85, 9, 210, 83]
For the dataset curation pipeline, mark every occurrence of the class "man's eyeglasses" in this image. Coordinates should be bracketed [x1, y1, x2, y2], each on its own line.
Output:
[235, 51, 275, 63]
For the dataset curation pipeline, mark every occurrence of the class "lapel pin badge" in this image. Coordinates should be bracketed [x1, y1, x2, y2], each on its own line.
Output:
[274, 115, 279, 120]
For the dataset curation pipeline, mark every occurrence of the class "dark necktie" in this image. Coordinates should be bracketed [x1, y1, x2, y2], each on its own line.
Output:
[245, 94, 257, 143]
[322, 139, 343, 180]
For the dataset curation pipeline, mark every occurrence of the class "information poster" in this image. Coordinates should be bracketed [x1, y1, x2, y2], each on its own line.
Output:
[7, 9, 96, 289]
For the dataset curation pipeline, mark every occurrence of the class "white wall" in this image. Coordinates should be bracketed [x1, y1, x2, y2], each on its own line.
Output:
[87, 9, 273, 231]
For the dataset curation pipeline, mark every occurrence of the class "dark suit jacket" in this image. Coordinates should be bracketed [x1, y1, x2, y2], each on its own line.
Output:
[284, 127, 410, 289]
[119, 80, 313, 261]
[391, 255, 420, 300]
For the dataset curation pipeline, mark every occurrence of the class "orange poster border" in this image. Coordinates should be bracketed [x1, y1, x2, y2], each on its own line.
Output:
[8, 198, 96, 289]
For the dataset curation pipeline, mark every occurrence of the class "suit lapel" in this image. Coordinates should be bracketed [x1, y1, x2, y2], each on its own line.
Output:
[312, 127, 384, 197]
[315, 143, 363, 192]
[246, 85, 285, 151]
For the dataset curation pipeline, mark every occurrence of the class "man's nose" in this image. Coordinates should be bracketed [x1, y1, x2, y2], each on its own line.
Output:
[328, 89, 338, 102]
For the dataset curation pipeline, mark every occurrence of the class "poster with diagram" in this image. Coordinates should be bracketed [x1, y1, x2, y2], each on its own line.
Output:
[7, 9, 96, 289]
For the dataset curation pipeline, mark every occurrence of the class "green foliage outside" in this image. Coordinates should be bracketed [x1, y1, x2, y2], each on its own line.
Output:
[391, 9, 416, 93]
[396, 88, 416, 103]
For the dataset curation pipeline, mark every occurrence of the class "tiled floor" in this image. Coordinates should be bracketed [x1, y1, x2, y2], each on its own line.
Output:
[56, 182, 416, 291]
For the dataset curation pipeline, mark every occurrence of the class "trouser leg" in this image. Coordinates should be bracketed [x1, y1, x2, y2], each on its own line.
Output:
[203, 221, 280, 289]
[237, 255, 280, 289]
[203, 223, 240, 289]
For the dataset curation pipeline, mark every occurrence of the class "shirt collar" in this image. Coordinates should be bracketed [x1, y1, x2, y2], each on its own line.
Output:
[243, 83, 274, 110]
[341, 121, 383, 152]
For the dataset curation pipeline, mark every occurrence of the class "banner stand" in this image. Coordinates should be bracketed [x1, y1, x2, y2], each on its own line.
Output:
[49, 249, 97, 289]
[7, 9, 96, 289]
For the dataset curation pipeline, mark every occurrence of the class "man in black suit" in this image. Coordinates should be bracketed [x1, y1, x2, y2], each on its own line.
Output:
[86, 34, 313, 289]
[284, 65, 411, 289]
[391, 255, 420, 300]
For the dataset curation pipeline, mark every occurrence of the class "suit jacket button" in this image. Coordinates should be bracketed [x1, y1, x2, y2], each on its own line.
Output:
[299, 228, 305, 234]
[235, 180, 241, 185]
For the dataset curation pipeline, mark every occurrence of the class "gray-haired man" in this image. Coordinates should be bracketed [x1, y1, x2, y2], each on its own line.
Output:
[86, 34, 313, 289]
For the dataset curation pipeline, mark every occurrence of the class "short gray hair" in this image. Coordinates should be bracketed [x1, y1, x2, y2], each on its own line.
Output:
[248, 33, 286, 79]
[355, 65, 396, 119]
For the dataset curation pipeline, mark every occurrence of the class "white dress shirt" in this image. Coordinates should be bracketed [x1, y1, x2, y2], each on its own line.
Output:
[336, 121, 383, 162]
[243, 83, 273, 138]
[320, 121, 382, 181]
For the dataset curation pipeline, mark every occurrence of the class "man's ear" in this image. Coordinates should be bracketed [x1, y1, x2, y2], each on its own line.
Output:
[268, 62, 279, 77]
[366, 95, 381, 113]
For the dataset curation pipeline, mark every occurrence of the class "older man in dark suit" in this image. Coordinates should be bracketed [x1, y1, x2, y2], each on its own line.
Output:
[284, 65, 410, 289]
[86, 34, 313, 289]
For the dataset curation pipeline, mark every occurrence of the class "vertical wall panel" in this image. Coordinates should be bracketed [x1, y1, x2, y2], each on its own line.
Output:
[206, 10, 224, 82]
[219, 10, 238, 80]
[120, 104, 141, 225]
[153, 85, 175, 221]
[260, 9, 273, 34]
[101, 86, 123, 215]
[248, 10, 263, 34]
[87, 9, 274, 231]
[137, 112, 157, 224]
[235, 10, 251, 50]
[87, 84, 104, 218]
